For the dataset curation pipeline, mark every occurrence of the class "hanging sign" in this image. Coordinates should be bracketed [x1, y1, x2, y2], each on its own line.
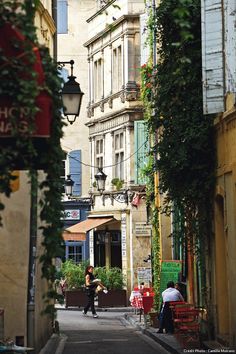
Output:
[0, 23, 52, 138]
[62, 209, 80, 220]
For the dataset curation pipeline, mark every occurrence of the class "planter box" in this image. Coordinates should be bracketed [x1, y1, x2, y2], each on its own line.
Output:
[149, 312, 160, 328]
[65, 289, 87, 308]
[98, 289, 127, 307]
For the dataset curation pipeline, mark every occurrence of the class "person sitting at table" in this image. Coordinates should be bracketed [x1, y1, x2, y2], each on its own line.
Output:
[175, 282, 187, 301]
[157, 280, 184, 334]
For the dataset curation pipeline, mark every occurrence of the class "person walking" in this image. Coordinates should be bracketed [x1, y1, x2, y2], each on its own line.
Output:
[82, 265, 107, 318]
[157, 281, 184, 334]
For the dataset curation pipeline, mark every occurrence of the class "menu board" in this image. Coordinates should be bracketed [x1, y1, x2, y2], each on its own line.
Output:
[159, 261, 182, 300]
[137, 267, 152, 285]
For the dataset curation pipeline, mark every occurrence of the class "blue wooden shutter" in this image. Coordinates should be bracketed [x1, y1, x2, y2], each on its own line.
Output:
[59, 68, 69, 83]
[134, 121, 149, 184]
[202, 0, 224, 114]
[57, 0, 68, 34]
[69, 150, 82, 196]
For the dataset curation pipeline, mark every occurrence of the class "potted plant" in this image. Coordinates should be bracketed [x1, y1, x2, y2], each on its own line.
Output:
[96, 267, 127, 307]
[61, 260, 88, 308]
[148, 308, 160, 328]
[111, 178, 124, 191]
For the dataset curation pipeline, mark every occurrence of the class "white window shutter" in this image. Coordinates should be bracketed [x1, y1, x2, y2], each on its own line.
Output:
[201, 0, 225, 114]
[140, 13, 150, 66]
[224, 0, 236, 94]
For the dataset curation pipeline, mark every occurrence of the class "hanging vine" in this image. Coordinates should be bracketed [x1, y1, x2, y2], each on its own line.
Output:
[0, 0, 65, 317]
[140, 1, 161, 311]
[141, 0, 216, 311]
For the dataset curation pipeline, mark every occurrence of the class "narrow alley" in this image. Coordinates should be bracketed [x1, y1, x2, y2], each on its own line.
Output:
[46, 308, 172, 354]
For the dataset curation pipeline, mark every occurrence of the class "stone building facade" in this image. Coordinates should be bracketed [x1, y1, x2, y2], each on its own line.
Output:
[202, 0, 236, 346]
[82, 0, 153, 295]
[0, 1, 57, 351]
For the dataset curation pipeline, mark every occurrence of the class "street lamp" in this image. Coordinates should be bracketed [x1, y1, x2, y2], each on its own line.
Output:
[58, 60, 84, 124]
[94, 167, 135, 205]
[64, 174, 74, 197]
[94, 168, 107, 192]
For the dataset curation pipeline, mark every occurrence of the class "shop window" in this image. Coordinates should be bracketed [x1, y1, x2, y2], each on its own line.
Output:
[66, 242, 83, 264]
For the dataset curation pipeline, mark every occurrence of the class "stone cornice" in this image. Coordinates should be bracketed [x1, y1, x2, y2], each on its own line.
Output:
[85, 108, 143, 137]
[87, 85, 142, 118]
[87, 0, 117, 23]
[84, 14, 140, 48]
[38, 2, 56, 35]
[215, 109, 236, 134]
[86, 106, 143, 125]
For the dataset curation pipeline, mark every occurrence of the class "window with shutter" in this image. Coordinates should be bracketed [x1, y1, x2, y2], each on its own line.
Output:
[202, 0, 224, 114]
[57, 0, 68, 34]
[68, 150, 82, 196]
[140, 13, 150, 66]
[60, 151, 67, 180]
[134, 121, 149, 184]
[114, 132, 124, 180]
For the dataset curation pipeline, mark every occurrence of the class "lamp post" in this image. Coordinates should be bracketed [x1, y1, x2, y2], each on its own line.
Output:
[58, 60, 84, 124]
[64, 174, 74, 197]
[94, 168, 134, 205]
[94, 168, 107, 192]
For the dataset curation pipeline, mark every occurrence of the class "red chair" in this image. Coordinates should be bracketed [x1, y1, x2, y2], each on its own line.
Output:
[173, 307, 200, 346]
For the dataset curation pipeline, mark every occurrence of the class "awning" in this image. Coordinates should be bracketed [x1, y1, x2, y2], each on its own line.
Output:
[62, 217, 115, 241]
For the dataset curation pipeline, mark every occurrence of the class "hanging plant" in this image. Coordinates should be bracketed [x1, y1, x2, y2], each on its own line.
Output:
[0, 0, 66, 317]
[141, 0, 216, 312]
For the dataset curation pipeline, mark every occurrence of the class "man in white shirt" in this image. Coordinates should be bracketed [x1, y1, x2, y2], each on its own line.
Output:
[157, 281, 184, 334]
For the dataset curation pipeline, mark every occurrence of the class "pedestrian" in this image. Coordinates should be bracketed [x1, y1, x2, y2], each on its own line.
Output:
[82, 265, 107, 318]
[59, 277, 67, 297]
[157, 280, 184, 334]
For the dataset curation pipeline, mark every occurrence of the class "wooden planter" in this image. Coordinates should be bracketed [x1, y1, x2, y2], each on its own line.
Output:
[149, 312, 160, 328]
[65, 289, 87, 308]
[98, 289, 127, 307]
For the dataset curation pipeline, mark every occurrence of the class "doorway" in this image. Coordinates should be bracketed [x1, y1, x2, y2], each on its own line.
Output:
[94, 230, 122, 268]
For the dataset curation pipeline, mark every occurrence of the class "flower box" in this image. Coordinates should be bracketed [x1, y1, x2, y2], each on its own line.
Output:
[65, 289, 87, 308]
[98, 289, 127, 307]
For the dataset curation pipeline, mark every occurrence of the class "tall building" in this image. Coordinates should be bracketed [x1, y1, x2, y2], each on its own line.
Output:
[202, 0, 236, 347]
[57, 0, 96, 263]
[0, 1, 59, 351]
[82, 0, 153, 294]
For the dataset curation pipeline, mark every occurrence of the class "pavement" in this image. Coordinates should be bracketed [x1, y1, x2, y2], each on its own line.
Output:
[39, 305, 234, 354]
[39, 305, 183, 354]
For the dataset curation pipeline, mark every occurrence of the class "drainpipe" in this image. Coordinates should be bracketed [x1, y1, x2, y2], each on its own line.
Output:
[187, 241, 195, 304]
[27, 172, 38, 351]
[152, 0, 162, 259]
[52, 0, 57, 61]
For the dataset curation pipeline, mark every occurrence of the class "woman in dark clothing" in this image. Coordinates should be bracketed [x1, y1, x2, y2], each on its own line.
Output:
[83, 265, 98, 317]
[82, 265, 107, 318]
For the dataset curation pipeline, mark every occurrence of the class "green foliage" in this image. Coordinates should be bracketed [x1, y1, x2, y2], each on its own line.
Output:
[61, 263, 124, 291]
[95, 267, 124, 290]
[153, 0, 216, 244]
[61, 260, 89, 290]
[111, 178, 124, 191]
[0, 0, 66, 318]
[141, 0, 216, 310]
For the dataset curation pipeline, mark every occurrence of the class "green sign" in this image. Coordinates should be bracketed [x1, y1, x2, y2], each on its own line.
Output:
[159, 261, 182, 302]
